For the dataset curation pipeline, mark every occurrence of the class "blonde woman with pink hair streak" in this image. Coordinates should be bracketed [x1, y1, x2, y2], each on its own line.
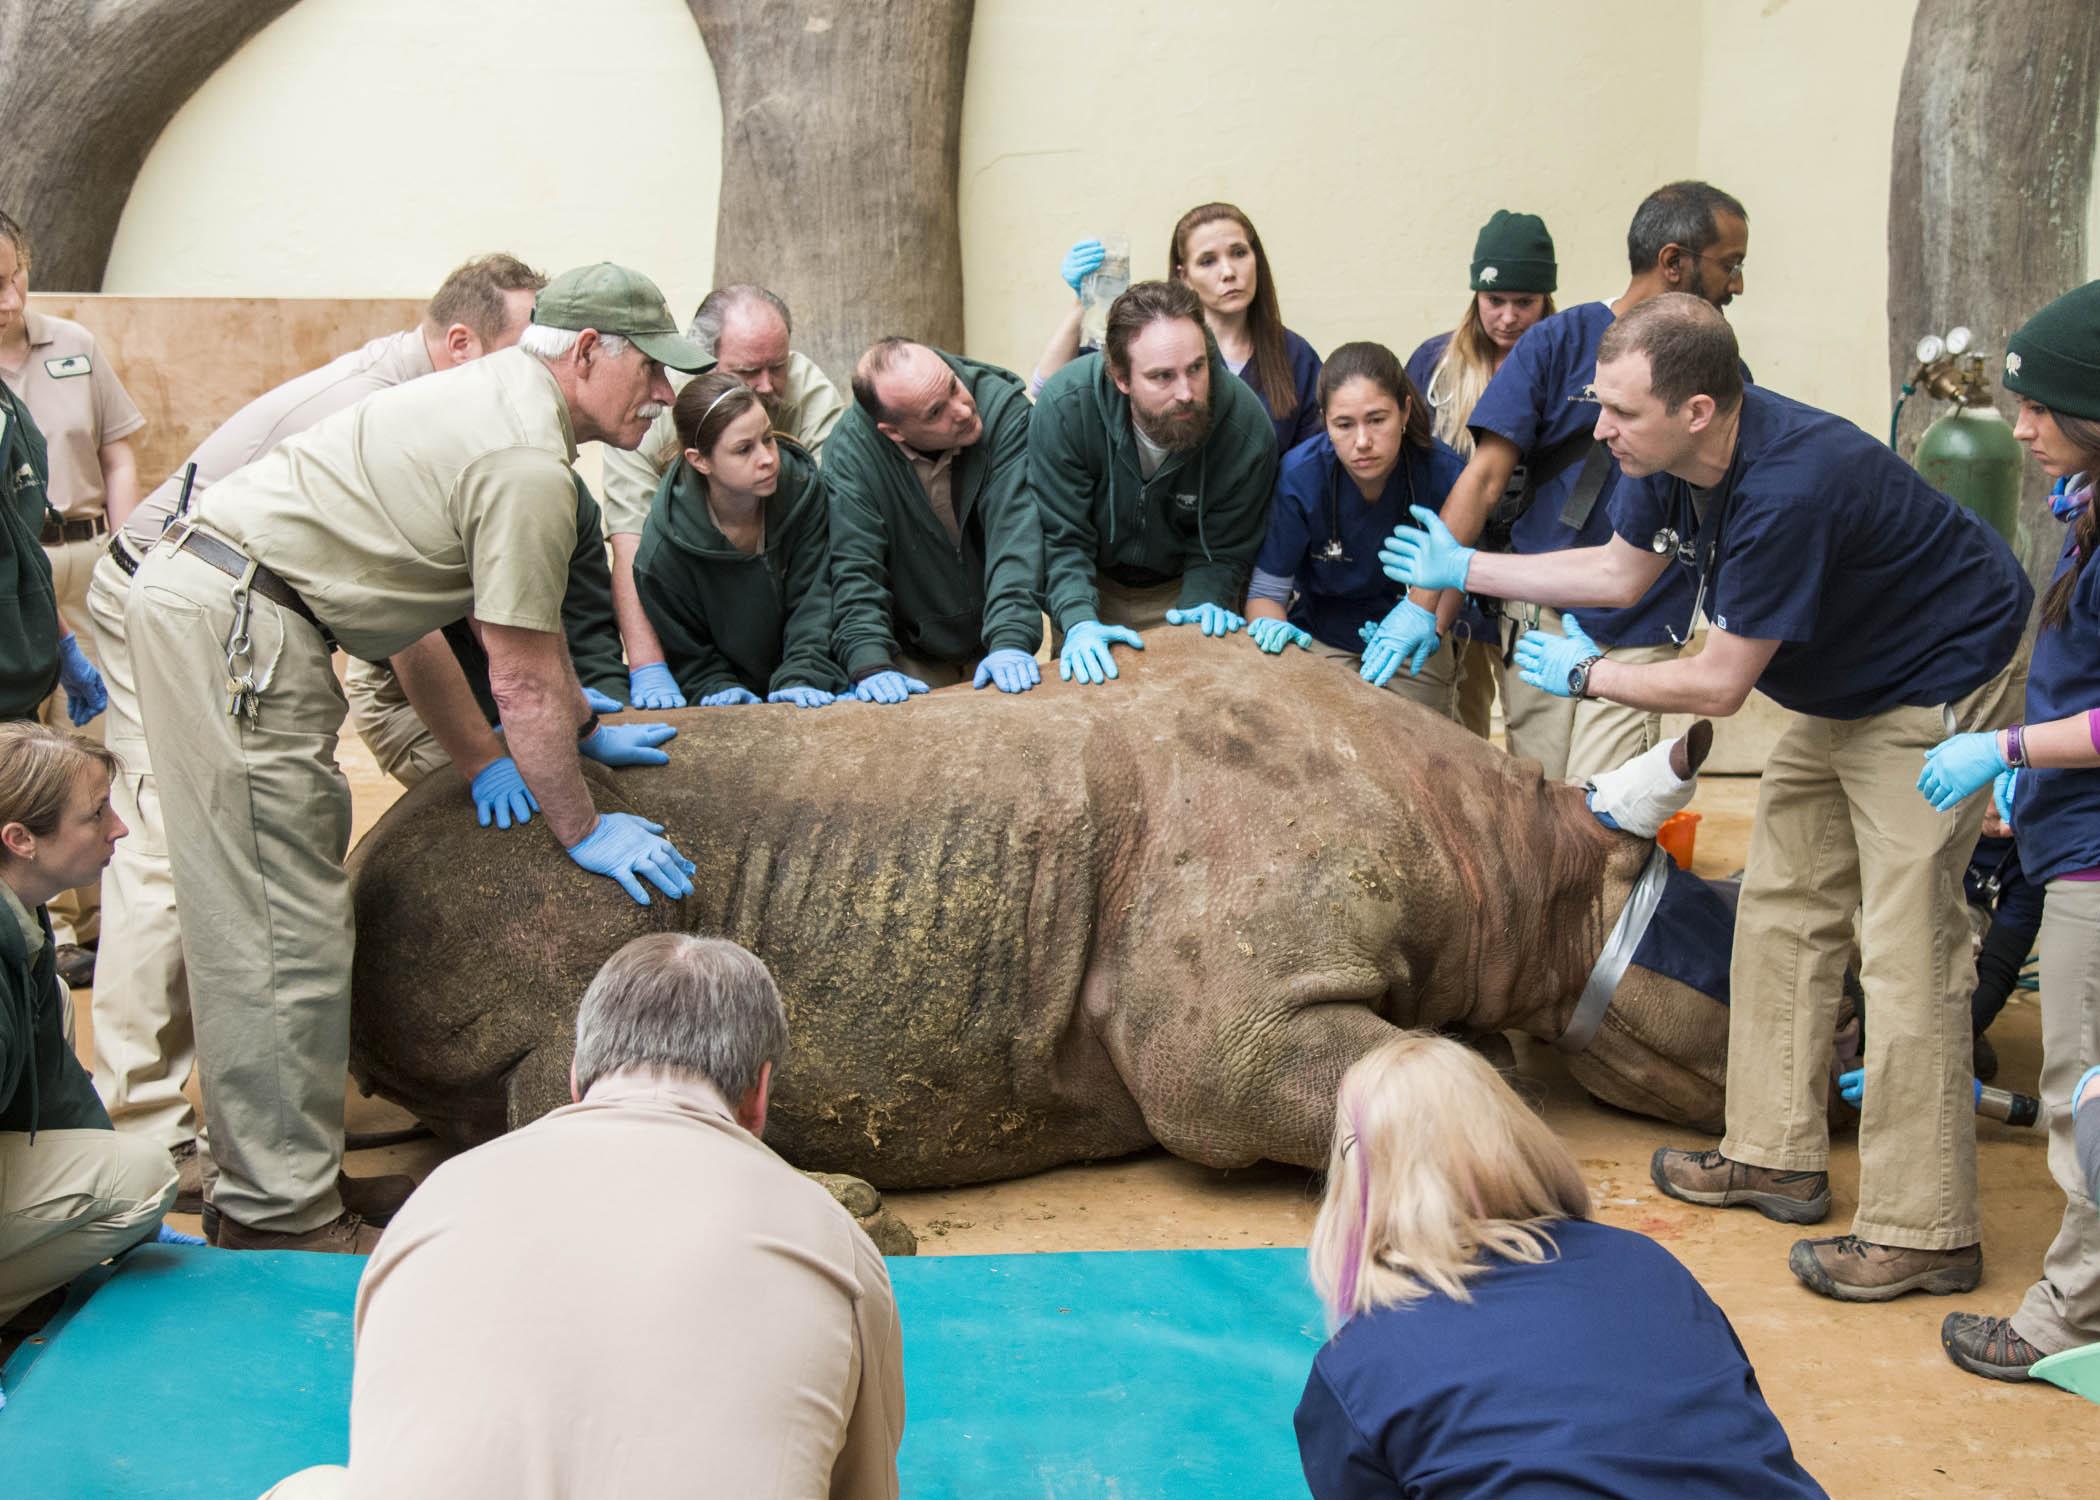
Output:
[1295, 1035, 1823, 1500]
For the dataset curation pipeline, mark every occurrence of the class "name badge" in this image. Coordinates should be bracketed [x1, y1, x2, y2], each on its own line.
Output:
[44, 354, 91, 379]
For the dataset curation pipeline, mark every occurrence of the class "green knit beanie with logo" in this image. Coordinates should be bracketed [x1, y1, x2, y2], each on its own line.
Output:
[1470, 211, 1557, 294]
[2004, 280, 2100, 422]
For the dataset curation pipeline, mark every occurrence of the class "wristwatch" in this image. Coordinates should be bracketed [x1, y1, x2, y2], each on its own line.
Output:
[1565, 654, 1604, 700]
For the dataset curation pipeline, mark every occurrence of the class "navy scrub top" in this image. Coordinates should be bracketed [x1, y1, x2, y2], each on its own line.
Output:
[1466, 302, 1695, 647]
[2012, 520, 2100, 881]
[1295, 1219, 1826, 1500]
[1256, 432, 1468, 652]
[1610, 385, 2031, 721]
[1402, 331, 1450, 405]
[1239, 328, 1324, 455]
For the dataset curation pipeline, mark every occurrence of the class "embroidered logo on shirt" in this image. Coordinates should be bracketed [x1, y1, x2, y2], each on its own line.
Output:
[43, 354, 91, 379]
[2005, 352, 2022, 377]
[1479, 266, 1500, 285]
[1173, 491, 1199, 512]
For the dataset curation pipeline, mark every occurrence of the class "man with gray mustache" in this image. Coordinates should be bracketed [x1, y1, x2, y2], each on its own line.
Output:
[126, 263, 710, 1253]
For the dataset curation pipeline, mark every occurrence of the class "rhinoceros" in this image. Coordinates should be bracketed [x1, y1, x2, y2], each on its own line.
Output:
[348, 631, 1735, 1191]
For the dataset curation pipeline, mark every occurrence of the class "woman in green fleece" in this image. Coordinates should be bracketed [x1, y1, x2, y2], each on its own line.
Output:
[634, 372, 848, 708]
[0, 723, 174, 1335]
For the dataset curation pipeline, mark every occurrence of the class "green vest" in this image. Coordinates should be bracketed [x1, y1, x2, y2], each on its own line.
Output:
[0, 386, 60, 720]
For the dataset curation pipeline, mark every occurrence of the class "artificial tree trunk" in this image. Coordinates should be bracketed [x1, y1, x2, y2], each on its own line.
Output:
[690, 0, 975, 386]
[0, 0, 302, 289]
[1888, 0, 2100, 590]
[1, 0, 975, 387]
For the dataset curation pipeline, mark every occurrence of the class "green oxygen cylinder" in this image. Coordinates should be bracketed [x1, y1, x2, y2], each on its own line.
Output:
[1913, 405, 2023, 546]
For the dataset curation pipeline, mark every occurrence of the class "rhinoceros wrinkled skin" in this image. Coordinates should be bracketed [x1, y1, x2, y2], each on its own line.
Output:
[347, 631, 1727, 1190]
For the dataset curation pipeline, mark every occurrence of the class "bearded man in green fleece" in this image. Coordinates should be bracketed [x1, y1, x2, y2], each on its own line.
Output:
[822, 339, 1044, 701]
[1029, 279, 1280, 685]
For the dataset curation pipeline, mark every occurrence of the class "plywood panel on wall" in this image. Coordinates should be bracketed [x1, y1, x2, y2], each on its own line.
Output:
[30, 295, 426, 493]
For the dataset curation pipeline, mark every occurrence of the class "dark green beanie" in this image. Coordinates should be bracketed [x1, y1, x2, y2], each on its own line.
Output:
[1470, 211, 1557, 294]
[2005, 280, 2100, 422]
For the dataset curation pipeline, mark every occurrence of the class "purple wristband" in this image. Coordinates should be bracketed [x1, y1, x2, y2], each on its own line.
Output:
[2006, 723, 2026, 768]
[2089, 708, 2100, 756]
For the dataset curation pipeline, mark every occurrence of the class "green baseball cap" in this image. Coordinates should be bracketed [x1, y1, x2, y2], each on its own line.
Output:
[533, 263, 713, 371]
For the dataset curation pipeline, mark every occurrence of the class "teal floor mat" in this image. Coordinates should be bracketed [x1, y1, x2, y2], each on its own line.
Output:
[2, 1244, 1323, 1498]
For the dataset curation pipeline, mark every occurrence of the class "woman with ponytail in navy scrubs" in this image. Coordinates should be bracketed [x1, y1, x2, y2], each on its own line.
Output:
[1918, 281, 2100, 1383]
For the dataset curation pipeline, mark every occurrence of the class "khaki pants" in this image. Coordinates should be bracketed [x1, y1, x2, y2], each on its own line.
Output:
[82, 552, 198, 1150]
[0, 1126, 176, 1322]
[1454, 634, 1498, 740]
[1310, 635, 1462, 720]
[1490, 604, 1680, 782]
[2013, 879, 2100, 1351]
[1721, 661, 2019, 1250]
[128, 546, 353, 1234]
[39, 533, 108, 947]
[343, 655, 450, 788]
[1093, 575, 1181, 634]
[893, 652, 974, 690]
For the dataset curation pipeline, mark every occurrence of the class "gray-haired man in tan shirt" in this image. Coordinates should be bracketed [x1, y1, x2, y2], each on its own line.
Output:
[263, 935, 906, 1500]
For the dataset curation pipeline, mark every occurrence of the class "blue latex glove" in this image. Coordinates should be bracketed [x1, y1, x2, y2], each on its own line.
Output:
[699, 686, 762, 707]
[581, 721, 677, 767]
[565, 812, 696, 906]
[2075, 1063, 2100, 1120]
[1377, 504, 1476, 593]
[628, 662, 687, 710]
[973, 649, 1041, 694]
[1061, 238, 1106, 295]
[1058, 619, 1145, 685]
[854, 671, 930, 705]
[1246, 617, 1314, 655]
[1513, 614, 1603, 699]
[582, 685, 624, 714]
[1917, 730, 2009, 812]
[1993, 768, 2020, 827]
[156, 1223, 206, 1246]
[1164, 603, 1247, 638]
[768, 685, 836, 708]
[56, 635, 105, 726]
[469, 757, 538, 829]
[1359, 601, 1441, 688]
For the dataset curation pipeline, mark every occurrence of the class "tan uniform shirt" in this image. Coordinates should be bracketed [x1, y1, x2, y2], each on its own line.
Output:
[343, 1069, 904, 1500]
[0, 311, 144, 520]
[905, 445, 961, 547]
[599, 349, 847, 536]
[124, 327, 433, 554]
[189, 348, 577, 662]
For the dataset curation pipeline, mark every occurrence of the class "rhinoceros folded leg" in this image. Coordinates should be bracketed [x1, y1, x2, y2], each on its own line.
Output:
[1561, 965, 1728, 1134]
[504, 1046, 575, 1134]
[805, 1172, 918, 1256]
[1114, 991, 1405, 1172]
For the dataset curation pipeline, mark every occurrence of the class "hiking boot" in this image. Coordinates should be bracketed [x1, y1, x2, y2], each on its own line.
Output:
[1650, 1147, 1829, 1224]
[54, 943, 96, 989]
[1941, 1312, 2046, 1382]
[213, 1209, 382, 1255]
[1788, 1235, 1981, 1302]
[337, 1171, 416, 1227]
[170, 1140, 210, 1215]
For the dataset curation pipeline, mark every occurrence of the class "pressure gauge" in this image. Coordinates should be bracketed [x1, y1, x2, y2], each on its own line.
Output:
[1915, 333, 1945, 364]
[1945, 326, 1973, 356]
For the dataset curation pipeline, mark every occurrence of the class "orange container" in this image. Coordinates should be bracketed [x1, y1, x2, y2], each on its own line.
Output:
[1657, 811, 1701, 871]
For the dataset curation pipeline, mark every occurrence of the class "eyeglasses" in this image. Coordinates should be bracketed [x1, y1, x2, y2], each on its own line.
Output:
[1690, 251, 1746, 279]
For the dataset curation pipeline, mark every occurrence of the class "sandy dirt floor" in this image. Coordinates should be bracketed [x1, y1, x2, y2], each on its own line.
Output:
[97, 726, 2098, 1496]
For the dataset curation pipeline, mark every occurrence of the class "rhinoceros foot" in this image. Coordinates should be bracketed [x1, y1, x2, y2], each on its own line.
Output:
[807, 1170, 918, 1256]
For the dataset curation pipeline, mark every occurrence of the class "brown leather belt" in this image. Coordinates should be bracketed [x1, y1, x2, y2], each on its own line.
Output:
[107, 532, 142, 578]
[42, 513, 108, 544]
[164, 523, 336, 649]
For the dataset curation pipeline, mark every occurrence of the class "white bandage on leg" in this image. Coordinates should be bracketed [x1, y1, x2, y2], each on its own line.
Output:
[1584, 735, 1697, 838]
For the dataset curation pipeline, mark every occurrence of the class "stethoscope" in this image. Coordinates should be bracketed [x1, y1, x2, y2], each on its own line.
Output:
[1315, 448, 1415, 562]
[1648, 451, 1740, 647]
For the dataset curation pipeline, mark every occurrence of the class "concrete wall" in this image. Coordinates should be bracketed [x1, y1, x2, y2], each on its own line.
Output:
[94, 0, 2095, 439]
